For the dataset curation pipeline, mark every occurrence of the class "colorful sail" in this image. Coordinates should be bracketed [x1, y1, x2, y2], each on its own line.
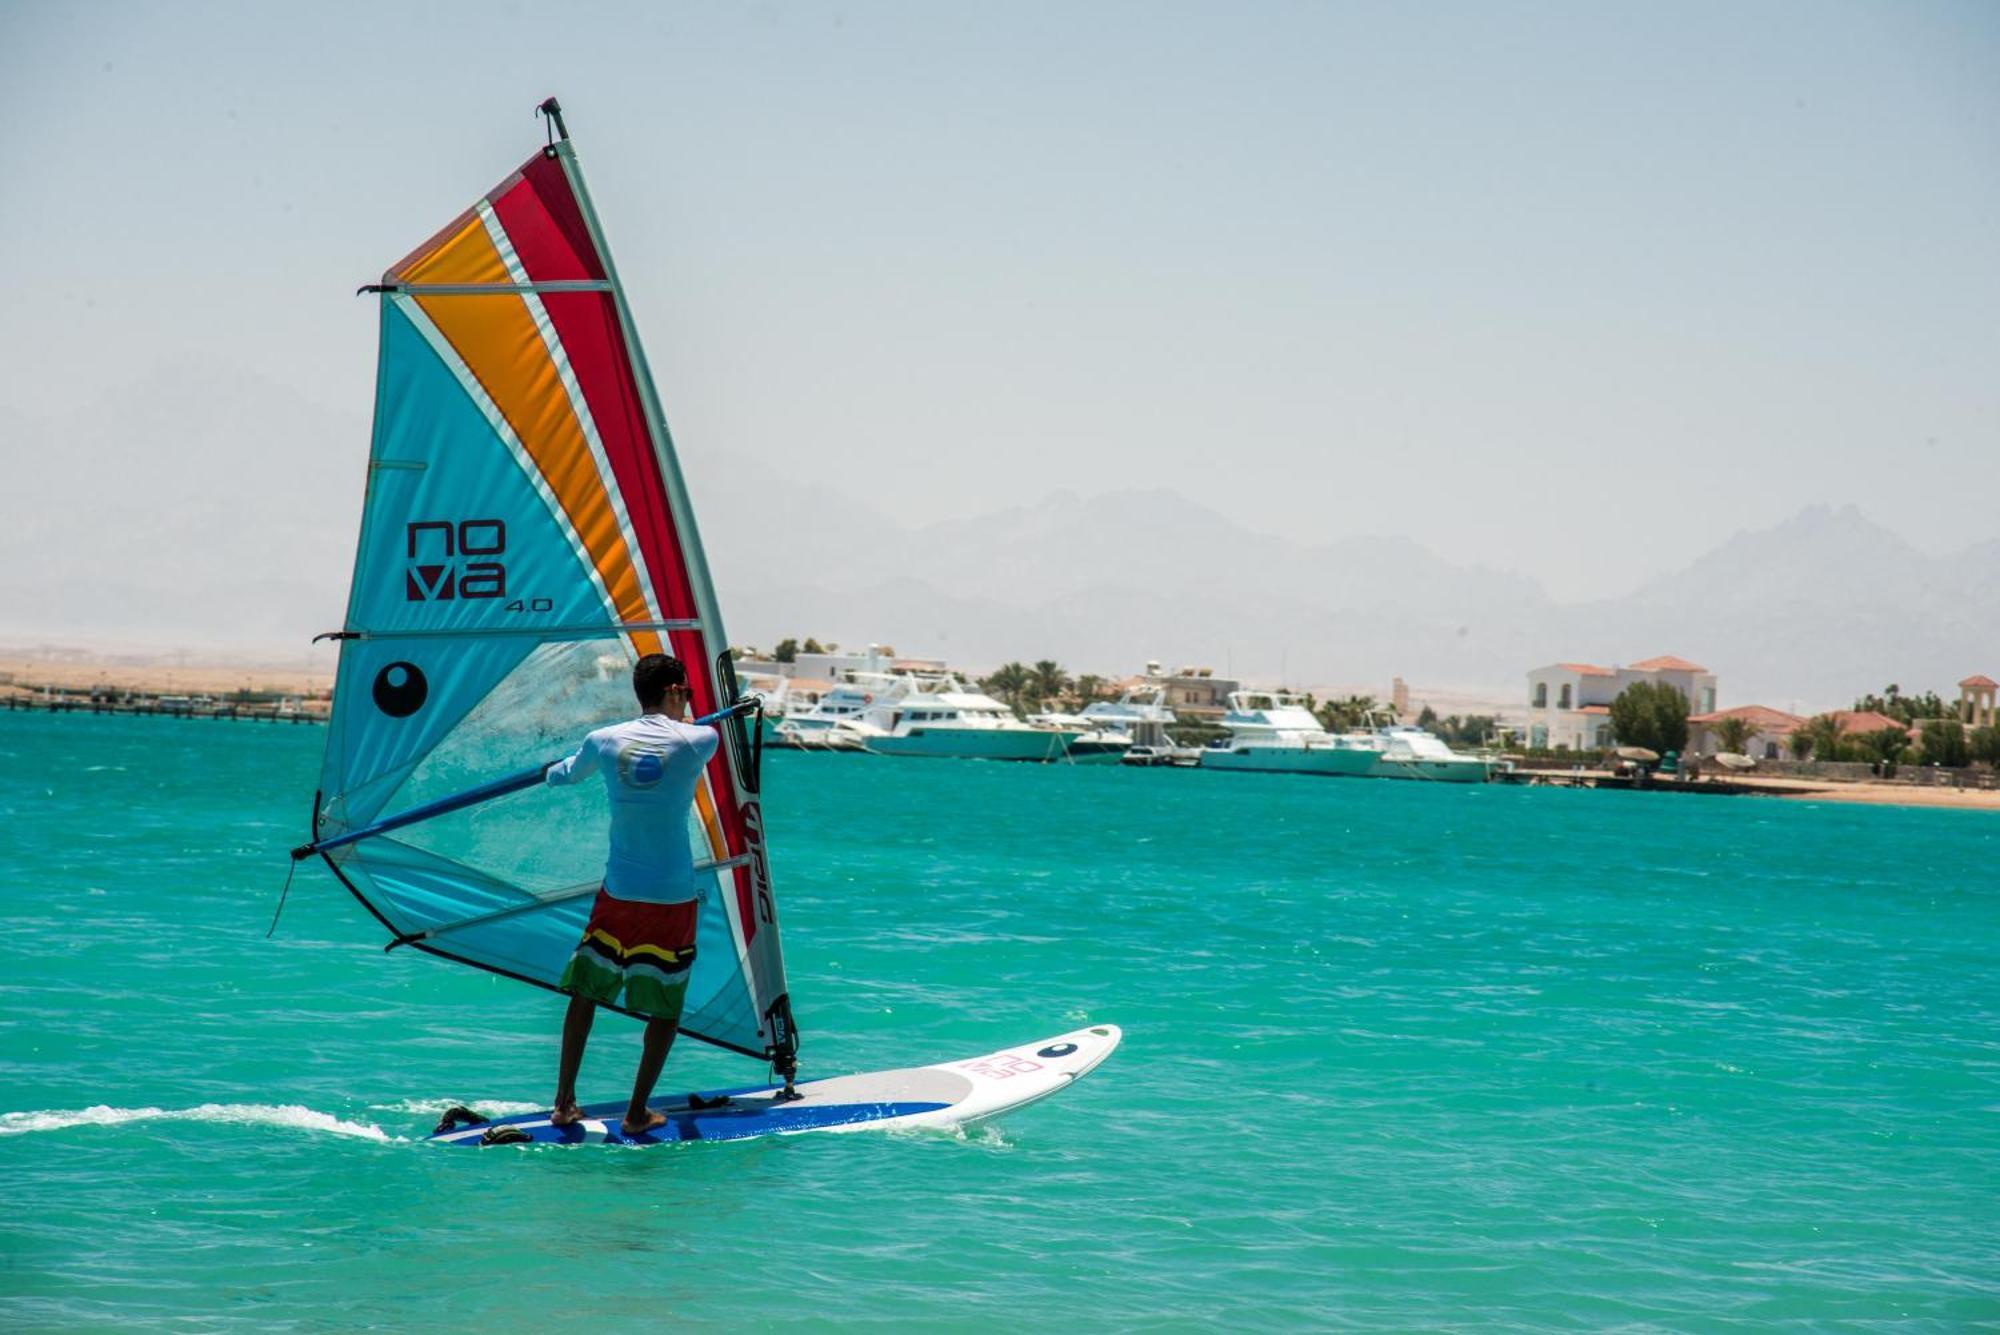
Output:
[305, 101, 795, 1071]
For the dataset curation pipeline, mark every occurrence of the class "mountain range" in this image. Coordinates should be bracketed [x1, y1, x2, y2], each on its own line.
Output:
[3, 367, 1993, 713]
[704, 484, 1999, 713]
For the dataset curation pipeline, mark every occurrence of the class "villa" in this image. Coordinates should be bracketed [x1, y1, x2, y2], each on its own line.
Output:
[1524, 655, 1718, 751]
[1687, 704, 1807, 759]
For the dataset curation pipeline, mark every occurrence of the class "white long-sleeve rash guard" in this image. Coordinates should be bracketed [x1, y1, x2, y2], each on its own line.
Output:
[543, 714, 721, 904]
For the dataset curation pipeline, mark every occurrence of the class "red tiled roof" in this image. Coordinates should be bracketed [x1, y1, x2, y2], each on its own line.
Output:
[1555, 662, 1616, 677]
[1630, 655, 1708, 673]
[1578, 705, 1610, 715]
[1961, 674, 1999, 689]
[1828, 710, 1911, 737]
[1689, 705, 1805, 732]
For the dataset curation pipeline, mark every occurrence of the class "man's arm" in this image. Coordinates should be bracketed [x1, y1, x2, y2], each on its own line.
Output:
[544, 731, 603, 787]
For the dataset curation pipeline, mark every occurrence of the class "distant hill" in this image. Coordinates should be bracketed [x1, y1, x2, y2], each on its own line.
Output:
[2, 369, 1991, 714]
[705, 486, 1998, 712]
[0, 365, 362, 654]
[1563, 505, 2000, 709]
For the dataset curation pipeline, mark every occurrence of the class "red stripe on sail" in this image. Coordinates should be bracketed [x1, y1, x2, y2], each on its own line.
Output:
[496, 163, 758, 941]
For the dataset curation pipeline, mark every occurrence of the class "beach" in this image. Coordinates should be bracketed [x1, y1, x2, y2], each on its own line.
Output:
[1738, 774, 2000, 812]
[0, 655, 331, 701]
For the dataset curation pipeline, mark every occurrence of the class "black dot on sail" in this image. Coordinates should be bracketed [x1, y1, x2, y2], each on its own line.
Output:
[373, 662, 429, 717]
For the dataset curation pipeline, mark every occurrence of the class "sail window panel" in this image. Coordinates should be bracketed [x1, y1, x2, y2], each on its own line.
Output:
[323, 634, 769, 1054]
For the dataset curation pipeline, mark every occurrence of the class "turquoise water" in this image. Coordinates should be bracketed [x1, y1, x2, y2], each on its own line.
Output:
[2, 711, 1997, 1329]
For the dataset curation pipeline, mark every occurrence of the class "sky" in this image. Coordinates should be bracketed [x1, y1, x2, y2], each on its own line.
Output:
[1, 0, 1996, 632]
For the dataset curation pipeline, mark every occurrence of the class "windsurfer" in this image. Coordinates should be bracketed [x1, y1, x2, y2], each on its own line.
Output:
[545, 653, 724, 1135]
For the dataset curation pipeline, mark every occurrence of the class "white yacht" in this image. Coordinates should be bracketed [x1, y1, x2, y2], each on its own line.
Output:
[770, 674, 886, 750]
[1071, 686, 1202, 766]
[1080, 686, 1176, 747]
[787, 671, 1079, 761]
[1199, 691, 1381, 775]
[1368, 723, 1492, 783]
[866, 673, 1080, 761]
[1024, 705, 1133, 764]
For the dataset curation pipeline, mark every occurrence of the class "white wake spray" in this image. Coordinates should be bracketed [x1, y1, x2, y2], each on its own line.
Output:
[0, 1103, 397, 1142]
[369, 1097, 546, 1117]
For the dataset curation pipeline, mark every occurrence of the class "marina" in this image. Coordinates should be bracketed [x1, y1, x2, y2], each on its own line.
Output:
[6, 660, 1996, 809]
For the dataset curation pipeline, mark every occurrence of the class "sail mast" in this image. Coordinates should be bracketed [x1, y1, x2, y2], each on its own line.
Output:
[537, 103, 736, 695]
[534, 100, 798, 1081]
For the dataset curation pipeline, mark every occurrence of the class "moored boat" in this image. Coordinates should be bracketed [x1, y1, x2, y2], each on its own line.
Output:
[1198, 691, 1380, 775]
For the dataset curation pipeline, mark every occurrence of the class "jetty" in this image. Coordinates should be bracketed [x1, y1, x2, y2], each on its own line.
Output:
[2, 693, 325, 724]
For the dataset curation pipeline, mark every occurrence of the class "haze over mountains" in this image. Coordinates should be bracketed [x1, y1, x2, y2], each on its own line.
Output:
[709, 486, 1999, 712]
[1, 368, 1993, 714]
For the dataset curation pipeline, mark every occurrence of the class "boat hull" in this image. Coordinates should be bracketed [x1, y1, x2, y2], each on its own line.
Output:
[1199, 746, 1377, 776]
[869, 727, 1075, 762]
[1369, 757, 1491, 783]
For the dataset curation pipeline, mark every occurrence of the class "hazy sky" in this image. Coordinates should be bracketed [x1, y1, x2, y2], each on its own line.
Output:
[2, 0, 1996, 611]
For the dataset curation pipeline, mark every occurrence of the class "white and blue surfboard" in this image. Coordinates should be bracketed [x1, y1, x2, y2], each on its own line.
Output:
[428, 1025, 1121, 1147]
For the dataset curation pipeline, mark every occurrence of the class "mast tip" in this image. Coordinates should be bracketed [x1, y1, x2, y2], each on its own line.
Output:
[536, 97, 570, 145]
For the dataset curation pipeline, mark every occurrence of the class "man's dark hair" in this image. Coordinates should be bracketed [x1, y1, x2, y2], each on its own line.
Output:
[633, 654, 688, 708]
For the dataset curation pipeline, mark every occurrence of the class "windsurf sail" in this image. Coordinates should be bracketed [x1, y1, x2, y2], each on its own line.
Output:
[302, 99, 796, 1076]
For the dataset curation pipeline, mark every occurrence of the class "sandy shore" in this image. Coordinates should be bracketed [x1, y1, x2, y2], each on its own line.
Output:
[0, 656, 332, 699]
[1724, 774, 2000, 813]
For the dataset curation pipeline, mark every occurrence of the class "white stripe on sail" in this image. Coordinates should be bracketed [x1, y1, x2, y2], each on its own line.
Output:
[476, 201, 664, 629]
[393, 294, 618, 623]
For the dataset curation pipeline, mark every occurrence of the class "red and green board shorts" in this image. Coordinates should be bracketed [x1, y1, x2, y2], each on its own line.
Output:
[558, 889, 698, 1023]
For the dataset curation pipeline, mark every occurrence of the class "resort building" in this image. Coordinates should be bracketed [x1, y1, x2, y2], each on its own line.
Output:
[1132, 661, 1241, 723]
[1824, 710, 1914, 742]
[736, 643, 948, 687]
[1687, 705, 1805, 759]
[1960, 675, 1998, 728]
[1524, 655, 1719, 751]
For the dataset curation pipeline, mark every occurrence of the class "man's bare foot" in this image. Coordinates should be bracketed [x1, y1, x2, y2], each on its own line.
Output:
[620, 1108, 668, 1137]
[549, 1101, 583, 1127]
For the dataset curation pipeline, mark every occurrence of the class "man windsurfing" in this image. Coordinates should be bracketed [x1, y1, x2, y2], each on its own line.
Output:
[544, 653, 726, 1135]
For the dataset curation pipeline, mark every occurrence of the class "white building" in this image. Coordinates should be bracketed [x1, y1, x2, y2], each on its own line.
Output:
[1125, 661, 1242, 723]
[736, 643, 948, 689]
[1525, 655, 1719, 751]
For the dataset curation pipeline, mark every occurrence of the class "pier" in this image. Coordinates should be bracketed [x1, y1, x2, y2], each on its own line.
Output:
[2, 695, 324, 724]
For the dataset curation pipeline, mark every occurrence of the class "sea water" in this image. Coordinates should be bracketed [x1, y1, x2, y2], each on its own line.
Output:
[1, 710, 1995, 1329]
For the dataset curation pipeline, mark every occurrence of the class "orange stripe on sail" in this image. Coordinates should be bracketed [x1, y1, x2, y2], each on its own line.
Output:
[411, 229, 653, 641]
[398, 214, 510, 286]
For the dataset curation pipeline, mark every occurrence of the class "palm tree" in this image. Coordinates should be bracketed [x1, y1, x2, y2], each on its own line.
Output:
[1860, 725, 1910, 766]
[1317, 694, 1379, 732]
[1030, 660, 1069, 708]
[982, 662, 1033, 714]
[1801, 713, 1846, 762]
[1712, 715, 1755, 754]
[1072, 674, 1107, 709]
